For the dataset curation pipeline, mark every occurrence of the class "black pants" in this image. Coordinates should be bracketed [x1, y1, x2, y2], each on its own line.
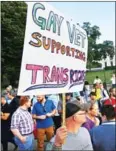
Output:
[1, 141, 8, 151]
[97, 99, 102, 112]
[53, 116, 61, 134]
[1, 139, 17, 151]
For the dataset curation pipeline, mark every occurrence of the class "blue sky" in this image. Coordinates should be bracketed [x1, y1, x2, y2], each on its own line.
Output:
[48, 2, 115, 45]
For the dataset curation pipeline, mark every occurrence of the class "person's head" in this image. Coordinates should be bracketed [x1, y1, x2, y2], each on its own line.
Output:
[1, 95, 6, 105]
[65, 93, 72, 101]
[87, 102, 99, 117]
[95, 82, 100, 89]
[96, 76, 99, 79]
[85, 81, 89, 85]
[36, 95, 45, 103]
[19, 96, 31, 108]
[7, 90, 16, 99]
[101, 105, 115, 122]
[89, 92, 96, 101]
[66, 101, 91, 125]
[8, 85, 12, 90]
[109, 88, 116, 98]
[99, 83, 103, 89]
[6, 87, 11, 92]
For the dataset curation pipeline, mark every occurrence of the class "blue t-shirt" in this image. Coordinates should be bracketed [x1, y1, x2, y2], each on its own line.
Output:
[32, 100, 56, 128]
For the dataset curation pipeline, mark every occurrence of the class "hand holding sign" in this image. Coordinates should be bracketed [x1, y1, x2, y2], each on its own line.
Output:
[54, 126, 67, 147]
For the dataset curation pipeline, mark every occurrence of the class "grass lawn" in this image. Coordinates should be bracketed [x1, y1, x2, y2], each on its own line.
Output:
[85, 70, 114, 84]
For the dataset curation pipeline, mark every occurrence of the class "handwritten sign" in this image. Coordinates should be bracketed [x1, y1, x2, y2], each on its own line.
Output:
[18, 2, 88, 95]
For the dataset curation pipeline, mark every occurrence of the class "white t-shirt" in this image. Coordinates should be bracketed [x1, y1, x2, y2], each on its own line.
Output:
[94, 78, 102, 84]
[110, 77, 116, 84]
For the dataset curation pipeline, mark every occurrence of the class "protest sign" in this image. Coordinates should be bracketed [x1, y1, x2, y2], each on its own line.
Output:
[18, 2, 88, 95]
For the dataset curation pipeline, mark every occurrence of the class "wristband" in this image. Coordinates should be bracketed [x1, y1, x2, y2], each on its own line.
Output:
[52, 144, 62, 151]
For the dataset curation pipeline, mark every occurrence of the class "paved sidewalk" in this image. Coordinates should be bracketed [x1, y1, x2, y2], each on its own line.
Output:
[1, 139, 47, 151]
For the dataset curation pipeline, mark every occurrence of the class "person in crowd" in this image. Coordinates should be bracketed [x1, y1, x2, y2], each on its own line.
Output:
[83, 81, 91, 102]
[82, 102, 100, 131]
[89, 92, 97, 103]
[73, 91, 85, 103]
[11, 96, 34, 151]
[57, 93, 75, 128]
[8, 85, 12, 90]
[73, 91, 80, 99]
[31, 95, 37, 110]
[93, 76, 102, 84]
[46, 100, 93, 150]
[92, 83, 102, 101]
[2, 87, 12, 104]
[75, 96, 84, 104]
[7, 90, 19, 114]
[46, 94, 61, 133]
[92, 83, 102, 111]
[104, 87, 116, 112]
[110, 73, 116, 88]
[57, 93, 74, 115]
[32, 95, 56, 151]
[4, 85, 13, 103]
[99, 83, 109, 105]
[90, 105, 116, 151]
[103, 82, 108, 92]
[1, 95, 17, 151]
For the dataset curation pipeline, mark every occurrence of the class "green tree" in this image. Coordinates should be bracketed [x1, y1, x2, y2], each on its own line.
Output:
[102, 40, 114, 59]
[97, 41, 114, 61]
[1, 2, 27, 87]
[82, 22, 114, 69]
[82, 22, 101, 69]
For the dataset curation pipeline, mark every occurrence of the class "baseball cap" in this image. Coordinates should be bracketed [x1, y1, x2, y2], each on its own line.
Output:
[66, 100, 91, 118]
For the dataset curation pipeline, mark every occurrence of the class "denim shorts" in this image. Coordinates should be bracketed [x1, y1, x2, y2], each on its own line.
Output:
[14, 134, 34, 151]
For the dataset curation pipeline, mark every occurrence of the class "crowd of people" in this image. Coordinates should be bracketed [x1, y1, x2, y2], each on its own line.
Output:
[1, 75, 116, 151]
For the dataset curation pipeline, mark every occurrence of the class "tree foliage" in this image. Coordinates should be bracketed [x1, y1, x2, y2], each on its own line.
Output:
[101, 41, 114, 59]
[1, 2, 27, 87]
[82, 22, 114, 69]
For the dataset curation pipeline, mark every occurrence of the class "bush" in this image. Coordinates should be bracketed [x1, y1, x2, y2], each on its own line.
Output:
[104, 66, 116, 70]
[87, 61, 102, 69]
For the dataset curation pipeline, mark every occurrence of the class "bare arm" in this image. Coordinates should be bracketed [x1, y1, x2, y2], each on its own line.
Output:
[1, 113, 10, 120]
[11, 129, 26, 143]
[11, 129, 23, 140]
[100, 90, 109, 102]
[46, 109, 57, 117]
[10, 112, 27, 143]
[50, 109, 57, 116]
[32, 114, 46, 119]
